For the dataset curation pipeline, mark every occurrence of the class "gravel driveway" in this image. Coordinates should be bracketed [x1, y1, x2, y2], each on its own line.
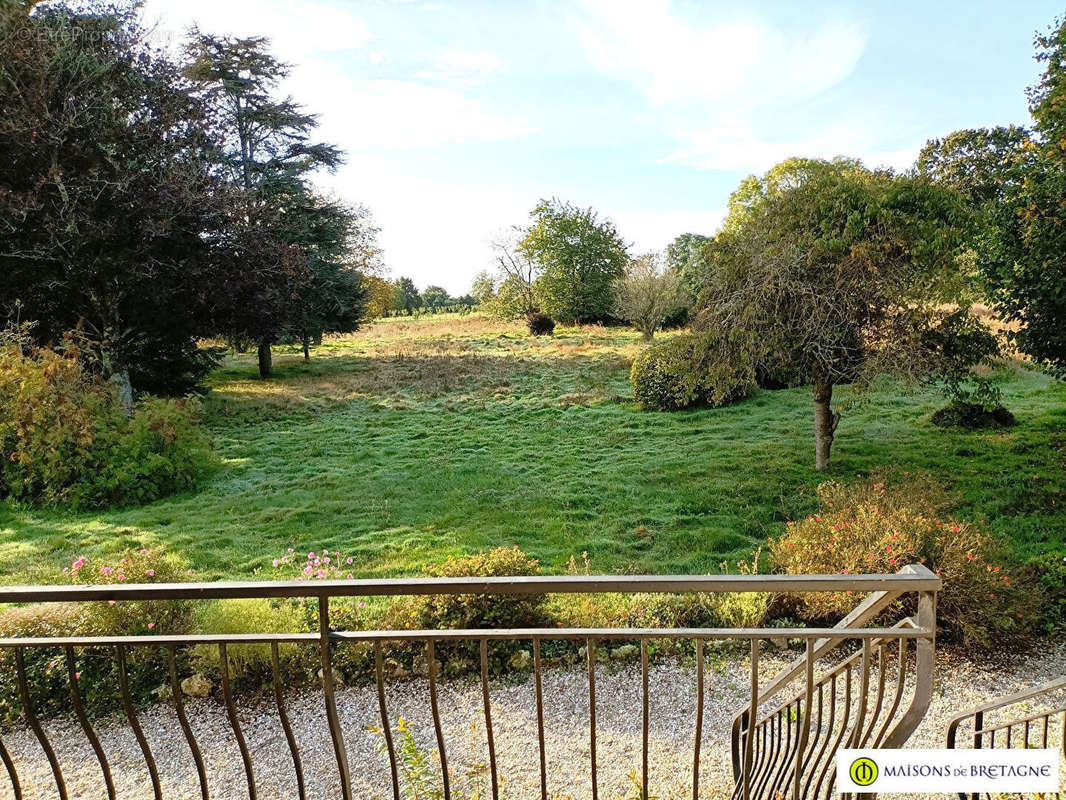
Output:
[2, 639, 1063, 800]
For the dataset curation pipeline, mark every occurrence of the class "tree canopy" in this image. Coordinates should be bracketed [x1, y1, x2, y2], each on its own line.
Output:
[520, 199, 628, 324]
[696, 157, 970, 469]
[917, 17, 1066, 374]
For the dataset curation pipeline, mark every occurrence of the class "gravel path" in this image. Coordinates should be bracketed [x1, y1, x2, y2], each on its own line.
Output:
[1, 639, 1063, 800]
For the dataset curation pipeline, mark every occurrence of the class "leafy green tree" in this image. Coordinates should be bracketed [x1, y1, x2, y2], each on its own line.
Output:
[470, 270, 497, 306]
[666, 233, 713, 299]
[520, 199, 628, 324]
[421, 285, 450, 312]
[280, 198, 371, 359]
[393, 277, 421, 315]
[0, 0, 223, 401]
[917, 16, 1066, 374]
[697, 158, 968, 470]
[613, 252, 686, 340]
[486, 229, 538, 319]
[184, 31, 343, 377]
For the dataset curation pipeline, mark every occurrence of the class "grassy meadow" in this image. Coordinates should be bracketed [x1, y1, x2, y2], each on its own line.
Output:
[1, 313, 1064, 584]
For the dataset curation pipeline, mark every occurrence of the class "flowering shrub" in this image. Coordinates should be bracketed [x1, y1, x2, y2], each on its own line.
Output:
[769, 472, 1034, 648]
[271, 547, 357, 582]
[0, 325, 211, 509]
[68, 547, 193, 636]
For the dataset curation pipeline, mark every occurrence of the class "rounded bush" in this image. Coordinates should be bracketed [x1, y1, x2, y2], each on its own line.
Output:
[932, 401, 1016, 429]
[769, 471, 1036, 648]
[527, 312, 556, 336]
[630, 332, 753, 411]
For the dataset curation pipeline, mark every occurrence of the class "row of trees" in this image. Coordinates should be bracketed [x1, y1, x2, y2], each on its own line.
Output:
[1, 1, 380, 396]
[365, 276, 475, 317]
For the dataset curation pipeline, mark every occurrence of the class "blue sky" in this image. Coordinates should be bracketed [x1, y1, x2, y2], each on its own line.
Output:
[143, 0, 1063, 294]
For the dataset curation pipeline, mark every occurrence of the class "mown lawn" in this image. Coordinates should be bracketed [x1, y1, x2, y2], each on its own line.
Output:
[1, 314, 1064, 583]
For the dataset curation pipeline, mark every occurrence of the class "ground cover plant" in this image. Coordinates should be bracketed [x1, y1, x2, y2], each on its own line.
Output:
[0, 314, 1063, 588]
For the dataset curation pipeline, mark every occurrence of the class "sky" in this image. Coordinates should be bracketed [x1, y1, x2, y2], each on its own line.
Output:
[140, 0, 1063, 295]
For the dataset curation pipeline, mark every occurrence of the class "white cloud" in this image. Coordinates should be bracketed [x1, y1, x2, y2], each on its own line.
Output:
[571, 0, 887, 173]
[659, 119, 922, 174]
[573, 0, 866, 106]
[291, 63, 529, 149]
[417, 49, 502, 88]
[142, 0, 368, 58]
[612, 208, 728, 252]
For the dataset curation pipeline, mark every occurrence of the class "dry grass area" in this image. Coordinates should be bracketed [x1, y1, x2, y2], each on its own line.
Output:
[206, 316, 646, 417]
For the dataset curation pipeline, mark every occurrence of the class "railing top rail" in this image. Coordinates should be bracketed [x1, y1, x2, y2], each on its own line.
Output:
[946, 676, 1066, 727]
[0, 572, 940, 604]
[0, 625, 935, 649]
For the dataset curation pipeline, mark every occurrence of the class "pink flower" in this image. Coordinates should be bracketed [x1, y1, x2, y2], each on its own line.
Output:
[145, 569, 155, 577]
[288, 548, 295, 553]
[346, 557, 353, 565]
[346, 574, 354, 580]
[100, 567, 112, 576]
[74, 672, 81, 680]
[147, 622, 155, 630]
[108, 600, 116, 606]
[272, 560, 280, 568]
[303, 566, 313, 575]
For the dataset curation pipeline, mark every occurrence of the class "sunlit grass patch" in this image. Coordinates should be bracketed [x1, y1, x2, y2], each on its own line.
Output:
[1, 313, 1064, 584]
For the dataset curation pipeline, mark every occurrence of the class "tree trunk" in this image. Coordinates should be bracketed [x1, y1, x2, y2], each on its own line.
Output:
[813, 373, 840, 471]
[257, 340, 273, 378]
[641, 329, 654, 342]
[302, 335, 310, 361]
[109, 370, 133, 417]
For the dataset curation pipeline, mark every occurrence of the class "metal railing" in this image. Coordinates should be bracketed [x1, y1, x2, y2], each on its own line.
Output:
[946, 675, 1066, 800]
[0, 568, 939, 800]
[729, 564, 938, 800]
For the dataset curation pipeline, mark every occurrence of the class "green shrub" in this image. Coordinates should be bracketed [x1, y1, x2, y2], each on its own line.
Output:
[1020, 555, 1066, 634]
[0, 548, 194, 727]
[68, 548, 194, 636]
[769, 472, 1035, 648]
[527, 312, 556, 336]
[630, 331, 754, 411]
[0, 327, 212, 509]
[389, 546, 550, 671]
[190, 599, 305, 683]
[931, 401, 1016, 430]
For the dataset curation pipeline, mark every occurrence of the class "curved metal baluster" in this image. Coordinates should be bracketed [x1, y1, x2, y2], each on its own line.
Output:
[642, 639, 650, 800]
[693, 638, 704, 800]
[16, 648, 66, 800]
[425, 640, 450, 800]
[803, 674, 836, 799]
[167, 646, 209, 800]
[752, 709, 780, 799]
[65, 647, 115, 799]
[799, 682, 824, 788]
[219, 643, 257, 799]
[814, 663, 852, 800]
[872, 638, 907, 747]
[0, 722, 22, 800]
[480, 638, 499, 800]
[859, 644, 888, 746]
[587, 637, 598, 800]
[116, 645, 162, 800]
[271, 642, 306, 800]
[374, 641, 400, 800]
[533, 638, 547, 800]
[766, 701, 796, 799]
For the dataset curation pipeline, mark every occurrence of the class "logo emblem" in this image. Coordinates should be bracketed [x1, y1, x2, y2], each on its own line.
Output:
[849, 757, 878, 787]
